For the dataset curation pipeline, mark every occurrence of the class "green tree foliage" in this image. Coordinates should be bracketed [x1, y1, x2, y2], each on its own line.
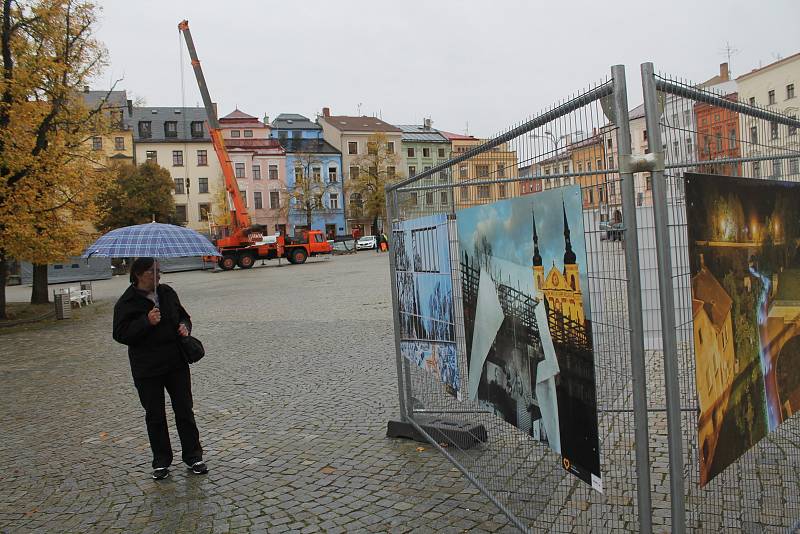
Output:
[97, 162, 176, 231]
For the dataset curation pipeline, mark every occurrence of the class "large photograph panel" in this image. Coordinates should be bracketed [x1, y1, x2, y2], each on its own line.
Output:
[456, 185, 602, 490]
[393, 214, 459, 395]
[686, 173, 800, 486]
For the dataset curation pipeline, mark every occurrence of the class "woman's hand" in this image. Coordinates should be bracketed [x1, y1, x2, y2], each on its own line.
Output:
[177, 323, 189, 337]
[147, 307, 161, 326]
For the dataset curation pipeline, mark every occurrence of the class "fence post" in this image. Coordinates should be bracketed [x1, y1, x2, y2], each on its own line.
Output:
[641, 61, 687, 533]
[385, 187, 410, 420]
[611, 64, 654, 534]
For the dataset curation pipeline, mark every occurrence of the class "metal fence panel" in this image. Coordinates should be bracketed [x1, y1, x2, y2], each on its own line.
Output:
[645, 65, 800, 532]
[386, 69, 652, 532]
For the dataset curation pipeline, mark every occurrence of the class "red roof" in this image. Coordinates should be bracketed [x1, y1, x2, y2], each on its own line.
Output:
[438, 130, 478, 141]
[221, 109, 258, 120]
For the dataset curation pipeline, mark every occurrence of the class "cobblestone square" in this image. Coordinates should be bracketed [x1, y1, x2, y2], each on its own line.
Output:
[0, 254, 514, 533]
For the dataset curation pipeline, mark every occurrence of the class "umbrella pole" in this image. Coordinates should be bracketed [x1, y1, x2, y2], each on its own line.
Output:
[153, 259, 160, 308]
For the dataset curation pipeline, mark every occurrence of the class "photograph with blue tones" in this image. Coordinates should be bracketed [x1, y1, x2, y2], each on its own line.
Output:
[686, 173, 800, 487]
[456, 185, 602, 490]
[393, 214, 459, 396]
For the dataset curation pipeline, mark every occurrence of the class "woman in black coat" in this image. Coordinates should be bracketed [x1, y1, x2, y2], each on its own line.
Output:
[112, 257, 207, 480]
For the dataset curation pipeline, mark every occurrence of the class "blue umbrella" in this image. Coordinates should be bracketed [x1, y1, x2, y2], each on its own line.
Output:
[82, 222, 220, 259]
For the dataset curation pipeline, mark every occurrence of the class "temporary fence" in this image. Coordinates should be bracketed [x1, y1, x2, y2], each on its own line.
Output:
[385, 62, 800, 532]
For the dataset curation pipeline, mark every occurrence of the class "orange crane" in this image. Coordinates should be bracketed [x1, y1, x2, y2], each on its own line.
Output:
[178, 20, 332, 269]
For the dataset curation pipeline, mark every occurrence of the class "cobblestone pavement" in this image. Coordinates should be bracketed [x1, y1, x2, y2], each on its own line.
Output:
[0, 253, 516, 533]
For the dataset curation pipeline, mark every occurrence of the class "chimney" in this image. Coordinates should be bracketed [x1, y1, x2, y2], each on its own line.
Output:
[423, 117, 432, 130]
[322, 107, 330, 118]
[83, 85, 90, 92]
[263, 114, 269, 125]
[720, 62, 729, 81]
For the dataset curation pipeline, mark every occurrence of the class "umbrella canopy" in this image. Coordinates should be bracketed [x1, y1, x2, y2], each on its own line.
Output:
[82, 222, 220, 258]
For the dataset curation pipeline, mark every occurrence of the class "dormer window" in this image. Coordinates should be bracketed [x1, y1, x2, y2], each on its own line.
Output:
[244, 129, 253, 138]
[164, 121, 178, 138]
[190, 121, 204, 138]
[138, 121, 152, 138]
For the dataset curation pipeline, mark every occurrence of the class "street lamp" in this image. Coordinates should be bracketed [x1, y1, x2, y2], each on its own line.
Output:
[530, 131, 573, 189]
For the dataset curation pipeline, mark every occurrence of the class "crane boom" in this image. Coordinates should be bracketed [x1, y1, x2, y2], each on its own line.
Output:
[178, 19, 251, 237]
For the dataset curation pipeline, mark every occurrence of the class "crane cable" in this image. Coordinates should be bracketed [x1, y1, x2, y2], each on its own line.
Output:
[178, 30, 190, 213]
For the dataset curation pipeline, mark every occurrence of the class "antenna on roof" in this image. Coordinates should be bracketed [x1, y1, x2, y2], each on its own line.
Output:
[719, 41, 739, 76]
[464, 121, 469, 136]
[357, 102, 362, 116]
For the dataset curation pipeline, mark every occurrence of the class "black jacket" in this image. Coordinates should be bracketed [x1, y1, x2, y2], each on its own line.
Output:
[113, 284, 192, 379]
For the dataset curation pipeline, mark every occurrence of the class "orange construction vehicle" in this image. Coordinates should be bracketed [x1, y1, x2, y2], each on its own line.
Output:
[178, 20, 332, 271]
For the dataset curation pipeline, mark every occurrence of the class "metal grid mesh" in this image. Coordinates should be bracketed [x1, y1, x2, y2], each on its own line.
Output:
[387, 76, 647, 532]
[653, 72, 800, 532]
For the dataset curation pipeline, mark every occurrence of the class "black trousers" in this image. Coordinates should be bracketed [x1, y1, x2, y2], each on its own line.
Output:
[133, 365, 203, 469]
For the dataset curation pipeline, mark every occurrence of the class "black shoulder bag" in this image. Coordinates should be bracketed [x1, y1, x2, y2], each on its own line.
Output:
[179, 335, 205, 364]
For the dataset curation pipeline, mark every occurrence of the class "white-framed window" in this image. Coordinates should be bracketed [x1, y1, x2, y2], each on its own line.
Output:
[789, 115, 797, 137]
[770, 122, 779, 140]
[349, 166, 359, 179]
[244, 129, 253, 138]
[269, 164, 278, 180]
[407, 147, 415, 158]
[92, 136, 102, 150]
[788, 84, 796, 100]
[172, 150, 183, 166]
[146, 150, 157, 162]
[269, 190, 280, 209]
[231, 130, 241, 138]
[174, 178, 185, 195]
[348, 141, 358, 154]
[114, 137, 124, 150]
[789, 158, 799, 175]
[198, 177, 209, 193]
[235, 162, 246, 178]
[254, 191, 263, 209]
[197, 150, 208, 166]
[328, 166, 338, 182]
[768, 90, 776, 105]
[477, 185, 490, 199]
[253, 164, 261, 180]
[425, 192, 434, 205]
[329, 193, 339, 210]
[387, 141, 395, 154]
[422, 147, 430, 158]
[198, 203, 211, 221]
[438, 147, 446, 158]
[312, 166, 321, 181]
[408, 165, 416, 177]
[749, 96, 756, 106]
[440, 191, 448, 205]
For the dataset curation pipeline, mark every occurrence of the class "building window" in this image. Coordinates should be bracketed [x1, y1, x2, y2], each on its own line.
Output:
[750, 126, 758, 144]
[646, 173, 653, 190]
[749, 96, 756, 106]
[753, 161, 760, 177]
[328, 166, 338, 182]
[235, 162, 245, 178]
[114, 137, 124, 150]
[686, 137, 693, 154]
[459, 165, 467, 179]
[190, 121, 204, 138]
[770, 122, 779, 140]
[278, 131, 288, 142]
[387, 141, 394, 154]
[683, 110, 691, 125]
[252, 164, 261, 180]
[715, 132, 723, 152]
[198, 203, 211, 221]
[269, 191, 280, 209]
[292, 130, 301, 139]
[409, 192, 418, 206]
[349, 166, 359, 180]
[367, 141, 377, 155]
[172, 150, 183, 166]
[164, 121, 178, 138]
[369, 166, 378, 178]
[244, 130, 253, 138]
[476, 165, 489, 178]
[197, 150, 208, 166]
[138, 121, 152, 138]
[596, 158, 602, 169]
[253, 191, 263, 209]
[790, 158, 799, 175]
[312, 166, 321, 181]
[408, 165, 416, 177]
[231, 130, 241, 138]
[146, 150, 157, 162]
[92, 136, 102, 150]
[425, 192, 434, 205]
[498, 184, 507, 198]
[269, 164, 278, 180]
[174, 205, 187, 223]
[348, 141, 358, 154]
[438, 147, 445, 158]
[586, 161, 592, 172]
[477, 185, 490, 199]
[729, 129, 736, 149]
[607, 138, 613, 149]
[294, 166, 303, 182]
[174, 178, 185, 195]
[789, 115, 797, 137]
[562, 164, 569, 174]
[773, 160, 782, 177]
[643, 129, 648, 141]
[460, 185, 469, 200]
[329, 193, 339, 209]
[497, 163, 505, 178]
[198, 177, 209, 193]
[588, 188, 594, 204]
[387, 166, 396, 179]
[788, 84, 796, 100]
[422, 147, 430, 158]
[407, 147, 415, 158]
[768, 90, 776, 105]
[440, 191, 448, 205]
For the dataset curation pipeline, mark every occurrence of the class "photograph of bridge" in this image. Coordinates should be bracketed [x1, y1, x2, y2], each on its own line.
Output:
[686, 173, 800, 487]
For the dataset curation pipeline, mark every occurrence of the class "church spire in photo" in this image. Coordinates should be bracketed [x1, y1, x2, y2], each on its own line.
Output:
[563, 198, 576, 266]
[532, 207, 542, 267]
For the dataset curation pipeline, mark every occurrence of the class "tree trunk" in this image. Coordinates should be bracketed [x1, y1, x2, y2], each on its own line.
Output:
[30, 263, 49, 304]
[0, 253, 8, 319]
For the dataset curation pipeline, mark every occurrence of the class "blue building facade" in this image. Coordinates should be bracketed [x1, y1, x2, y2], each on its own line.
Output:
[271, 114, 345, 238]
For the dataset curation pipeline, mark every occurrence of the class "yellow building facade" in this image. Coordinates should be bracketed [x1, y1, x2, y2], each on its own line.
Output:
[444, 135, 519, 209]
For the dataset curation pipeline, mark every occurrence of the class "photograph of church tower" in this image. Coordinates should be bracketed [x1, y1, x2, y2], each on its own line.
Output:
[456, 185, 602, 490]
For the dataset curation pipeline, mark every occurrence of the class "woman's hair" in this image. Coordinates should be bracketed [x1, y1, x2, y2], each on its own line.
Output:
[130, 257, 155, 285]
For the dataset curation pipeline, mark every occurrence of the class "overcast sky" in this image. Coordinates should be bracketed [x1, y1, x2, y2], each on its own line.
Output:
[94, 0, 800, 138]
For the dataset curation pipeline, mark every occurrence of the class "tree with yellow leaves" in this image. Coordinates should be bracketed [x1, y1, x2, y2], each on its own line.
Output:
[0, 0, 112, 317]
[348, 132, 402, 236]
